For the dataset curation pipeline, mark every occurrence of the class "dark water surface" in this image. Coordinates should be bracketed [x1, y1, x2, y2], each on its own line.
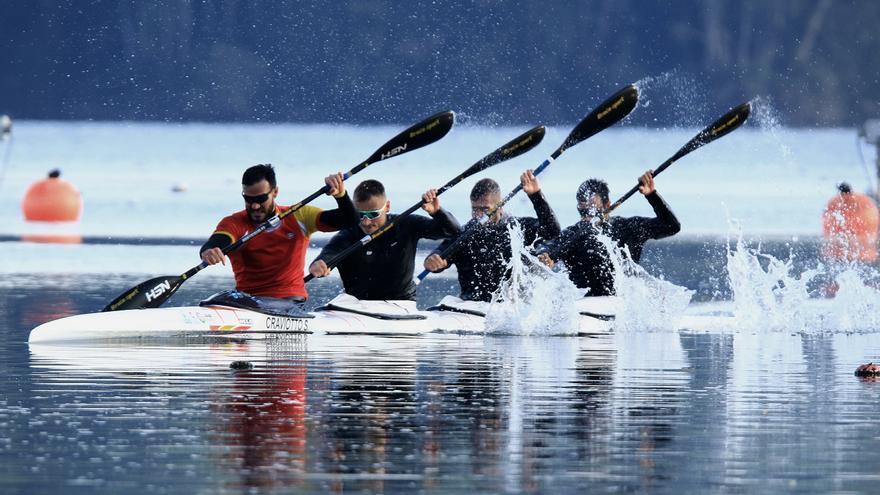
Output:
[4, 271, 880, 494]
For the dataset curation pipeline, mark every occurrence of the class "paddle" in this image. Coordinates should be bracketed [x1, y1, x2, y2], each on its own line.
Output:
[606, 101, 752, 213]
[103, 110, 456, 312]
[304, 125, 547, 283]
[416, 83, 640, 283]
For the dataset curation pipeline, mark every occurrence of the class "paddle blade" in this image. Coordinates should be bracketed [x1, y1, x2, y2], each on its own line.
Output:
[670, 101, 752, 163]
[102, 275, 183, 312]
[462, 125, 546, 178]
[362, 110, 455, 166]
[558, 83, 640, 154]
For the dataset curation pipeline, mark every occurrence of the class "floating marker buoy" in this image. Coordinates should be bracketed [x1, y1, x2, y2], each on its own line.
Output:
[22, 169, 83, 222]
[822, 183, 880, 263]
[21, 169, 83, 244]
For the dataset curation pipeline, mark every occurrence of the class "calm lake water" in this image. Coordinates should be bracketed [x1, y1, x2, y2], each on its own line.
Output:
[4, 265, 880, 494]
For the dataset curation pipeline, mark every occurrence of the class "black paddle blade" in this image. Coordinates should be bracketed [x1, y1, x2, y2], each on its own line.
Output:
[671, 101, 752, 163]
[559, 83, 640, 154]
[464, 125, 546, 177]
[102, 275, 183, 312]
[362, 110, 455, 166]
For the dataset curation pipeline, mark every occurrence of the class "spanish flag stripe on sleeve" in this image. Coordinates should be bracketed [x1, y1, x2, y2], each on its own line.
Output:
[294, 206, 323, 236]
[213, 230, 237, 243]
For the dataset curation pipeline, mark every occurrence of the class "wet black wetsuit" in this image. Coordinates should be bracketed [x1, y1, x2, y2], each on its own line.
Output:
[315, 209, 460, 300]
[540, 191, 680, 296]
[432, 191, 560, 302]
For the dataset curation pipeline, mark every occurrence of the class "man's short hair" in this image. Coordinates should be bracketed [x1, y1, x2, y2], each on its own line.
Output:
[576, 179, 610, 204]
[354, 179, 386, 202]
[242, 164, 276, 188]
[838, 182, 852, 194]
[470, 178, 501, 201]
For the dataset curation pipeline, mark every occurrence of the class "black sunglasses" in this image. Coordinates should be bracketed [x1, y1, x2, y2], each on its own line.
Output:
[242, 192, 271, 204]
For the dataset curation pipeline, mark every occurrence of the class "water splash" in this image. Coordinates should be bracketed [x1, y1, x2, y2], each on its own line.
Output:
[725, 228, 880, 333]
[595, 231, 694, 332]
[483, 222, 582, 335]
[484, 219, 693, 334]
[633, 71, 679, 109]
[633, 71, 710, 127]
[750, 95, 794, 160]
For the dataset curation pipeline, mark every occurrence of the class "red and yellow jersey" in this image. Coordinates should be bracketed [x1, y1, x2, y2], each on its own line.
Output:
[214, 205, 329, 298]
[822, 192, 880, 262]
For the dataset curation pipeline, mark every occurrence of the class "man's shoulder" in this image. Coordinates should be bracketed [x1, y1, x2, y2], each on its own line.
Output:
[610, 215, 650, 226]
[278, 204, 322, 220]
[217, 210, 249, 227]
[327, 224, 361, 240]
[560, 222, 585, 234]
[512, 215, 539, 226]
[393, 212, 432, 228]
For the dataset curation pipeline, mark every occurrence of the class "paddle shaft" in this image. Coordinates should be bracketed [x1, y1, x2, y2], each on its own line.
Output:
[305, 125, 548, 283]
[607, 101, 752, 213]
[606, 155, 677, 212]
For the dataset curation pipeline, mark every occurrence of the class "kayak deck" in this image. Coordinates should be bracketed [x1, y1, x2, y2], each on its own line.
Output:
[27, 294, 619, 343]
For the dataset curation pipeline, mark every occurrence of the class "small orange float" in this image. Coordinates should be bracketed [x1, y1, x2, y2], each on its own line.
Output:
[21, 169, 83, 243]
[22, 169, 83, 222]
[821, 183, 879, 263]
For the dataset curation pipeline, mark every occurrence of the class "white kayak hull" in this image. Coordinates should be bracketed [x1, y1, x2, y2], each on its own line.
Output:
[27, 294, 618, 343]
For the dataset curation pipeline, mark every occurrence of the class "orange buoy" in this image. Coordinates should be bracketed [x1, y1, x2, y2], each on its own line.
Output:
[22, 169, 83, 222]
[821, 183, 879, 263]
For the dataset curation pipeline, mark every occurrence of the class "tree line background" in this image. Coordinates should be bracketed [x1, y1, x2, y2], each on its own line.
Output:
[1, 0, 876, 127]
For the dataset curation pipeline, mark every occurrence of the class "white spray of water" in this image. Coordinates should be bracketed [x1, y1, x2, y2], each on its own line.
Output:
[750, 95, 794, 161]
[725, 228, 880, 333]
[483, 220, 694, 335]
[483, 222, 582, 335]
[633, 71, 710, 128]
[594, 231, 694, 332]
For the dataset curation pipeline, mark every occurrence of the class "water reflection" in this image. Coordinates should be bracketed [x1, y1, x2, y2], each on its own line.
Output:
[11, 318, 880, 492]
[212, 358, 309, 491]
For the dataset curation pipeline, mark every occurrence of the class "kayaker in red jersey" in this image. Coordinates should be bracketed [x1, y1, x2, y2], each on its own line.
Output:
[199, 164, 358, 306]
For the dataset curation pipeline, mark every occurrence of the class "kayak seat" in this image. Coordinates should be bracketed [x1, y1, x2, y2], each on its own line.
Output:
[317, 303, 427, 320]
[199, 289, 315, 319]
[316, 293, 427, 320]
[426, 304, 486, 317]
[579, 311, 615, 321]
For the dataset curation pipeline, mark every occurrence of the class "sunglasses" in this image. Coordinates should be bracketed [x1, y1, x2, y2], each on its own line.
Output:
[358, 208, 384, 220]
[242, 192, 271, 204]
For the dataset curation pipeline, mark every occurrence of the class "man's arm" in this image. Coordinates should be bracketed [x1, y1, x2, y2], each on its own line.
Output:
[637, 170, 680, 239]
[199, 217, 237, 266]
[316, 192, 358, 231]
[527, 191, 561, 241]
[412, 188, 461, 239]
[417, 208, 461, 239]
[308, 229, 355, 278]
[519, 169, 560, 243]
[424, 237, 456, 273]
[643, 191, 681, 239]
